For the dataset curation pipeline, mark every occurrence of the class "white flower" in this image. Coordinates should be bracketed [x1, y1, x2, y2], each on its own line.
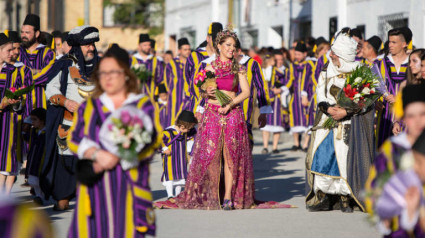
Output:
[362, 87, 371, 95]
[353, 93, 361, 103]
[354, 77, 362, 84]
[141, 131, 152, 144]
[133, 64, 140, 70]
[139, 64, 146, 71]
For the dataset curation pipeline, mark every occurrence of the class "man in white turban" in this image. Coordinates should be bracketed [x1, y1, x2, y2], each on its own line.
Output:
[305, 28, 376, 213]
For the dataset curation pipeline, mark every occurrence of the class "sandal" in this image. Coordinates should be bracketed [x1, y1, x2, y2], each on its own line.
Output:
[261, 148, 269, 154]
[222, 199, 233, 211]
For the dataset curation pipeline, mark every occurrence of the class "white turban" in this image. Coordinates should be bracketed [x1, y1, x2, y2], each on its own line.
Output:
[331, 31, 358, 62]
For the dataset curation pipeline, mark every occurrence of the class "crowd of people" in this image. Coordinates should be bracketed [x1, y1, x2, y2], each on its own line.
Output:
[0, 12, 425, 237]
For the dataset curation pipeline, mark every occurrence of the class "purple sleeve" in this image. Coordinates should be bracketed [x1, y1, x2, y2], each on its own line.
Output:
[251, 60, 269, 108]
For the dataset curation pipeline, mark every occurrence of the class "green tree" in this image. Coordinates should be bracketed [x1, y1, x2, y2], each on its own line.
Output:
[104, 0, 164, 36]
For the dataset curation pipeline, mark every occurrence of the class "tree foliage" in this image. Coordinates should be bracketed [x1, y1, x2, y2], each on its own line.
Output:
[104, 0, 164, 36]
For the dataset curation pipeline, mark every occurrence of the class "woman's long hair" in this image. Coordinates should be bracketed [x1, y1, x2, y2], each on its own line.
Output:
[214, 34, 240, 88]
[406, 49, 425, 85]
[91, 56, 140, 98]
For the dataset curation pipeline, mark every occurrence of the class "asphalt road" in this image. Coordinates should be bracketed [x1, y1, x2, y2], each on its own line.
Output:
[11, 130, 380, 238]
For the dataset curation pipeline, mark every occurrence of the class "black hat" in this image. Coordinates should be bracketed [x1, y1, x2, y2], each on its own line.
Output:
[0, 33, 11, 47]
[150, 39, 156, 50]
[198, 40, 207, 49]
[272, 49, 283, 55]
[139, 34, 150, 43]
[208, 22, 223, 42]
[315, 37, 328, 47]
[295, 42, 307, 53]
[23, 14, 40, 30]
[61, 32, 69, 42]
[52, 30, 62, 38]
[7, 31, 21, 43]
[402, 84, 425, 109]
[178, 38, 190, 48]
[67, 25, 99, 46]
[158, 84, 167, 94]
[366, 35, 382, 53]
[412, 130, 425, 156]
[104, 43, 130, 68]
[399, 27, 413, 44]
[350, 28, 363, 40]
[177, 110, 197, 124]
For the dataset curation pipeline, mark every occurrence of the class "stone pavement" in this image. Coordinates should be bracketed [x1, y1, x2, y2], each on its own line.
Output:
[11, 130, 380, 238]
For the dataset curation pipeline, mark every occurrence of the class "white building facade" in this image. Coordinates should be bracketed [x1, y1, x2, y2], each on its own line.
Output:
[164, 0, 425, 52]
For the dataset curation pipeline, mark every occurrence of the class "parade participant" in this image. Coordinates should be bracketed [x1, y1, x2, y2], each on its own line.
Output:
[61, 32, 71, 55]
[0, 33, 30, 194]
[248, 46, 262, 65]
[164, 38, 191, 125]
[158, 26, 254, 210]
[67, 43, 160, 237]
[186, 22, 223, 118]
[305, 29, 375, 213]
[365, 83, 425, 236]
[361, 35, 382, 66]
[406, 49, 425, 85]
[261, 54, 284, 154]
[52, 30, 64, 59]
[313, 37, 330, 90]
[376, 27, 412, 148]
[6, 31, 33, 118]
[157, 83, 169, 129]
[273, 49, 290, 132]
[161, 110, 197, 199]
[132, 33, 164, 95]
[163, 50, 173, 65]
[236, 40, 271, 148]
[41, 25, 100, 210]
[281, 42, 315, 151]
[19, 14, 56, 110]
[26, 108, 46, 204]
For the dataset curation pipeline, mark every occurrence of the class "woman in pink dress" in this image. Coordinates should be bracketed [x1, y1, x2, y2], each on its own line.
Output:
[157, 27, 254, 210]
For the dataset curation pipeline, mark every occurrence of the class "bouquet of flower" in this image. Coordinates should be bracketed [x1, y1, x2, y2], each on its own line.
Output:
[132, 63, 152, 84]
[99, 105, 154, 170]
[4, 84, 34, 100]
[322, 65, 384, 129]
[194, 69, 232, 106]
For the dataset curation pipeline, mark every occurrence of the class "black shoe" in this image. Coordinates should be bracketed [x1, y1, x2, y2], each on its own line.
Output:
[291, 146, 299, 151]
[308, 191, 331, 212]
[340, 195, 353, 213]
[301, 147, 308, 152]
[272, 149, 279, 154]
[261, 148, 269, 154]
[33, 197, 43, 205]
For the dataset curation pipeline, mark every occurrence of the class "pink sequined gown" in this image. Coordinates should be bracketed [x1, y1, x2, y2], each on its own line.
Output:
[173, 103, 255, 209]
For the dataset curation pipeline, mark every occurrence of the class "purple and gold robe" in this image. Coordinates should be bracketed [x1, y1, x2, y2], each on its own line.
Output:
[18, 44, 55, 109]
[132, 54, 164, 100]
[376, 55, 408, 148]
[185, 48, 209, 112]
[67, 95, 162, 237]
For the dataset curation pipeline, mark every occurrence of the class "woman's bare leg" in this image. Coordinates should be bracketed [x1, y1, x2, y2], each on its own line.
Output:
[262, 131, 270, 149]
[293, 133, 300, 147]
[302, 134, 311, 149]
[0, 174, 6, 193]
[5, 176, 15, 194]
[223, 153, 233, 200]
[272, 132, 281, 150]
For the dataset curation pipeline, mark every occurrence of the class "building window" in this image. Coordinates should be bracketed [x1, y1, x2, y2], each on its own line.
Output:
[299, 20, 311, 40]
[378, 13, 408, 42]
[329, 17, 338, 41]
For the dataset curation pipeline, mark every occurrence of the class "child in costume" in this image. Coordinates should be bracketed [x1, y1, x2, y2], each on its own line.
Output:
[161, 110, 197, 199]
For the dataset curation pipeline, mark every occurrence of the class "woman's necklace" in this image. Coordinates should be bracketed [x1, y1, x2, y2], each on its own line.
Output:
[212, 56, 233, 77]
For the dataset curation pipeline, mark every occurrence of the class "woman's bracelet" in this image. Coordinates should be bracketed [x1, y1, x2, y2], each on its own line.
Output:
[228, 100, 235, 108]
[91, 148, 100, 161]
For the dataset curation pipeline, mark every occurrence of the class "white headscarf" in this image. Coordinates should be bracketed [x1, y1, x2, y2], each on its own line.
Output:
[331, 31, 358, 62]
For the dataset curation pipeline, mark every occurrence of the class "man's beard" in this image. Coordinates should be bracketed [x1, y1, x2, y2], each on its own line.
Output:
[142, 49, 151, 55]
[10, 55, 18, 62]
[21, 37, 37, 49]
[84, 51, 95, 61]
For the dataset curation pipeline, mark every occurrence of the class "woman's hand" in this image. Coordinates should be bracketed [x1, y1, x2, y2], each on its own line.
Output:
[206, 86, 216, 98]
[218, 105, 231, 115]
[195, 112, 202, 122]
[271, 87, 282, 95]
[163, 149, 171, 156]
[328, 106, 347, 120]
[385, 94, 396, 104]
[0, 97, 21, 109]
[92, 161, 104, 173]
[301, 96, 309, 107]
[392, 122, 402, 136]
[95, 150, 120, 171]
